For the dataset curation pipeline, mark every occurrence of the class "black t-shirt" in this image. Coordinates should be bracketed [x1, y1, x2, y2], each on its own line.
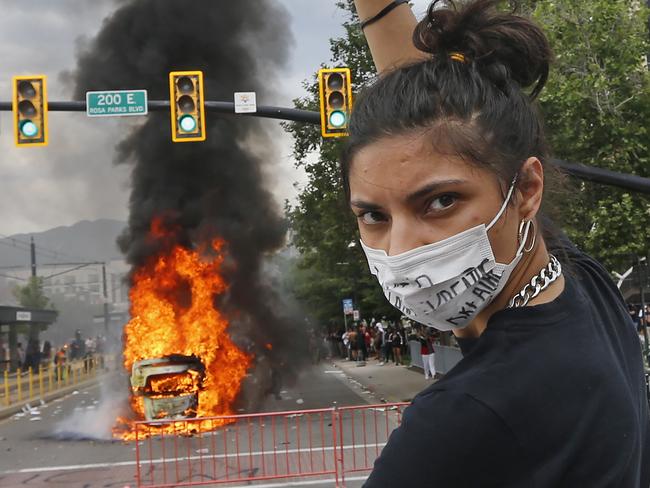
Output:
[364, 247, 650, 487]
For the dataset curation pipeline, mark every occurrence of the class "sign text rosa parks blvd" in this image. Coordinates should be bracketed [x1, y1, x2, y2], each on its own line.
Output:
[86, 90, 148, 117]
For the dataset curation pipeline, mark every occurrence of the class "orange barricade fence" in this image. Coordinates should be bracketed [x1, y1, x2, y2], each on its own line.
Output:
[134, 402, 409, 488]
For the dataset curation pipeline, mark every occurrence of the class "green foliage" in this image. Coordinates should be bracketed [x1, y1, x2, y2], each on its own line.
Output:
[283, 1, 398, 328]
[13, 276, 52, 310]
[533, 0, 650, 271]
[285, 0, 650, 325]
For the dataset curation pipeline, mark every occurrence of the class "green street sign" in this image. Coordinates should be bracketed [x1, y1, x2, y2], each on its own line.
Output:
[86, 89, 148, 117]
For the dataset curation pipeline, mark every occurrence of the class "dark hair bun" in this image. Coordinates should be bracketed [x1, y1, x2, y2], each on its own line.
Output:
[413, 0, 553, 99]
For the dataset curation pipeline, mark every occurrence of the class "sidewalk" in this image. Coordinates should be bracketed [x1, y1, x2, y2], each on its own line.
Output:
[0, 372, 110, 421]
[332, 357, 437, 404]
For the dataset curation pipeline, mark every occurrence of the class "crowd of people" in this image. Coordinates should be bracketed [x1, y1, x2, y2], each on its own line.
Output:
[310, 317, 441, 378]
[1, 329, 107, 372]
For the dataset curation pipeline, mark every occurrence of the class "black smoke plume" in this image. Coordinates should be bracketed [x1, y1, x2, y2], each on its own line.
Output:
[72, 0, 307, 407]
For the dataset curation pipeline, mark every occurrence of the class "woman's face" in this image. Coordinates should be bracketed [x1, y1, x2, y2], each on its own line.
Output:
[348, 130, 534, 264]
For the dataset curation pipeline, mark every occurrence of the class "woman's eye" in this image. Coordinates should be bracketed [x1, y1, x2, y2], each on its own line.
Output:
[427, 194, 457, 212]
[358, 211, 386, 225]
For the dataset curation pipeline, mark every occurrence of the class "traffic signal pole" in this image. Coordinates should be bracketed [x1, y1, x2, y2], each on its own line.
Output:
[1, 99, 649, 194]
[0, 100, 321, 124]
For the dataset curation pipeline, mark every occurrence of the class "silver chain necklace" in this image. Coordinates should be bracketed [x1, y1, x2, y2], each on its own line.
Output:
[508, 254, 562, 308]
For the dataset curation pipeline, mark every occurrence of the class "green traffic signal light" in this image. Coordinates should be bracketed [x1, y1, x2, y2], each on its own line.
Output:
[329, 110, 346, 128]
[12, 75, 48, 146]
[318, 68, 352, 138]
[19, 120, 38, 137]
[179, 114, 197, 132]
[169, 70, 206, 142]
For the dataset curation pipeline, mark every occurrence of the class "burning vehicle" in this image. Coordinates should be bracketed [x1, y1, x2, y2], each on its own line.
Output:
[112, 229, 253, 440]
[130, 354, 205, 421]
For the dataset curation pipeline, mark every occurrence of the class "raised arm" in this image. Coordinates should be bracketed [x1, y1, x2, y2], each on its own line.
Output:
[354, 0, 428, 73]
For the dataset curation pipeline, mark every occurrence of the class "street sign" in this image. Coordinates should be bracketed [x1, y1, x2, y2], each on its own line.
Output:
[342, 298, 353, 315]
[16, 311, 32, 321]
[234, 92, 257, 113]
[353, 310, 360, 321]
[86, 90, 148, 117]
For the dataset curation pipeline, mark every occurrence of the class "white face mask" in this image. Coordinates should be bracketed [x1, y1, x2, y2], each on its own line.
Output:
[360, 178, 530, 331]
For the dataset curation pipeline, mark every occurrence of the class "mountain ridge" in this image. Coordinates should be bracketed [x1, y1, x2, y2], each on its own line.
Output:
[0, 219, 127, 267]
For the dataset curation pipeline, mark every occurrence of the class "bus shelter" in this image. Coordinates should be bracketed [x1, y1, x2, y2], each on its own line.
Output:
[0, 305, 58, 371]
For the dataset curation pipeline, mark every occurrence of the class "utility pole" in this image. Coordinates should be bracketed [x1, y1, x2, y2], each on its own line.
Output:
[30, 236, 36, 277]
[102, 263, 109, 334]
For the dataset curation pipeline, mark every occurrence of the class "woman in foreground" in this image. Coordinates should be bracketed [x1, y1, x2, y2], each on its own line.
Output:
[347, 0, 650, 486]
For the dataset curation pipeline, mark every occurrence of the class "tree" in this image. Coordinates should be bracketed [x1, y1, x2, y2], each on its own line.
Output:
[284, 1, 399, 328]
[13, 276, 51, 310]
[285, 0, 650, 325]
[533, 0, 650, 272]
[12, 276, 53, 338]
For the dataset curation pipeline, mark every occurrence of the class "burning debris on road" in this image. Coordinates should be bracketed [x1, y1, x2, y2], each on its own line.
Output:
[113, 225, 251, 440]
[130, 354, 205, 421]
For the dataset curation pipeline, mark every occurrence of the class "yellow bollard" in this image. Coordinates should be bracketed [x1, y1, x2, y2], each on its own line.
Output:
[38, 365, 44, 398]
[73, 364, 77, 385]
[48, 365, 53, 392]
[17, 368, 22, 402]
[56, 365, 61, 389]
[4, 371, 9, 406]
[28, 367, 33, 400]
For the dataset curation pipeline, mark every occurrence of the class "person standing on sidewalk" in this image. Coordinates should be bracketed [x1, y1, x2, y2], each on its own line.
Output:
[427, 331, 438, 378]
[344, 0, 650, 486]
[389, 327, 403, 365]
[418, 328, 433, 379]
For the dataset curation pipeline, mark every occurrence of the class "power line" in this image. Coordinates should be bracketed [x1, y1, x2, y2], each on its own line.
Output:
[0, 233, 95, 263]
[0, 273, 27, 281]
[41, 263, 101, 280]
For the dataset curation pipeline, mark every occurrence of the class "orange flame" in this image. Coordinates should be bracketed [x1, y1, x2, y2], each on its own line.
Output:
[114, 218, 252, 439]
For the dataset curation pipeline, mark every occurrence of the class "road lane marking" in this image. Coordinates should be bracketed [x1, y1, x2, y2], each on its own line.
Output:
[236, 475, 369, 487]
[1, 442, 387, 474]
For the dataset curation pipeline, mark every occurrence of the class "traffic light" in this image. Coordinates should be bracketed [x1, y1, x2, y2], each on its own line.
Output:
[12, 75, 48, 147]
[318, 68, 352, 138]
[169, 70, 206, 142]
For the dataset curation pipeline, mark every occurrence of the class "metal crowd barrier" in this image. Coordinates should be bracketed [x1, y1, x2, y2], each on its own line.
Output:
[0, 354, 110, 407]
[134, 402, 409, 487]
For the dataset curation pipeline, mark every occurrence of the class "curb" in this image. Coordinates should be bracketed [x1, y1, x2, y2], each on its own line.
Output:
[0, 373, 109, 421]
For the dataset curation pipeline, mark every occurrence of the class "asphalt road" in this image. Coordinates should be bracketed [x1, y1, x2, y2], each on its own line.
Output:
[0, 364, 385, 487]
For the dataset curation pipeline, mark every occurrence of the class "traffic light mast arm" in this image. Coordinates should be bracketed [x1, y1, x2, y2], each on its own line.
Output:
[0, 100, 649, 194]
[0, 100, 320, 124]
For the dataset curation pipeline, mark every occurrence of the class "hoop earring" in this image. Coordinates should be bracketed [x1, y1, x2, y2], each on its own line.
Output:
[518, 219, 537, 253]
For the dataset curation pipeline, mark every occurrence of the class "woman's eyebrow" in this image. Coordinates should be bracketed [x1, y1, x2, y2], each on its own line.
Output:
[349, 200, 383, 211]
[405, 179, 466, 203]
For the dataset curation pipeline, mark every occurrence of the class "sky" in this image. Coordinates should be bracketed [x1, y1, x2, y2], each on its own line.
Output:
[0, 0, 430, 236]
